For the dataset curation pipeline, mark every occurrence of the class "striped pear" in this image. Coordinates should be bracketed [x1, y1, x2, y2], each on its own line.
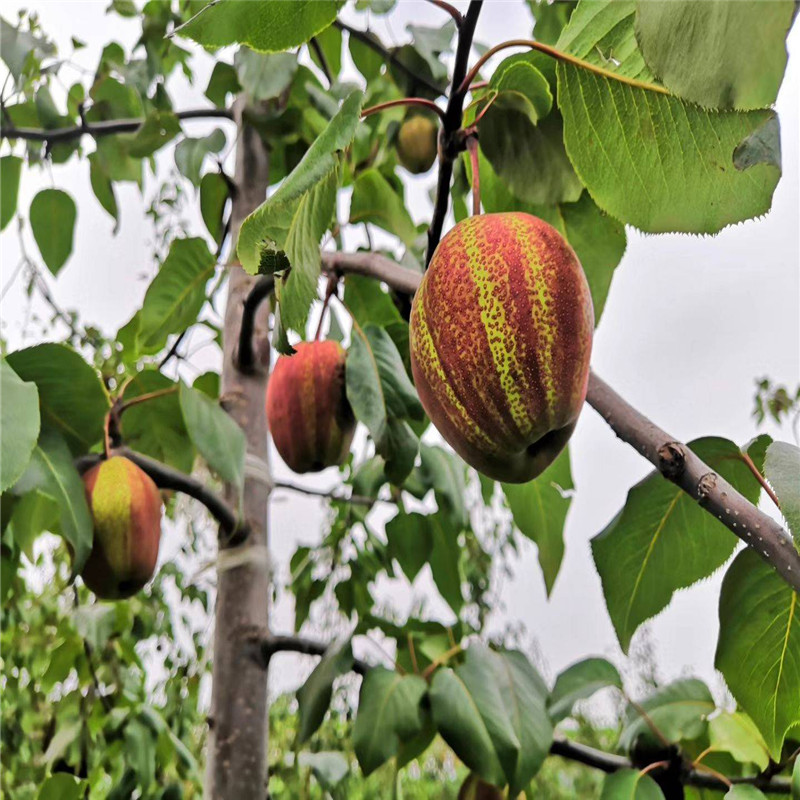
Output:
[81, 456, 162, 599]
[266, 340, 355, 474]
[410, 213, 593, 483]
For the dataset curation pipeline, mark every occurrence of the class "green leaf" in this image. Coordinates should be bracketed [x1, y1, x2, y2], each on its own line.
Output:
[205, 61, 241, 107]
[36, 774, 85, 800]
[556, 61, 781, 233]
[298, 751, 349, 790]
[179, 381, 245, 488]
[343, 274, 403, 328]
[528, 0, 577, 46]
[125, 717, 157, 789]
[175, 129, 226, 187]
[296, 639, 354, 745]
[488, 57, 553, 125]
[238, 90, 363, 349]
[309, 24, 342, 78]
[29, 189, 77, 275]
[119, 371, 194, 473]
[428, 512, 464, 614]
[724, 787, 768, 800]
[346, 325, 388, 447]
[547, 657, 622, 723]
[199, 172, 229, 243]
[1, 155, 22, 230]
[793, 755, 800, 800]
[600, 769, 665, 800]
[619, 678, 715, 752]
[137, 237, 217, 352]
[0, 361, 40, 492]
[126, 110, 181, 158]
[73, 603, 118, 651]
[350, 168, 417, 246]
[13, 429, 93, 575]
[41, 720, 82, 767]
[708, 712, 771, 772]
[88, 154, 119, 227]
[177, 0, 341, 53]
[6, 343, 109, 455]
[715, 548, 800, 760]
[502, 447, 572, 596]
[635, 0, 795, 110]
[364, 324, 423, 421]
[7, 490, 58, 561]
[764, 441, 800, 544]
[386, 511, 432, 583]
[592, 436, 766, 652]
[420, 445, 468, 529]
[430, 644, 552, 794]
[234, 48, 297, 102]
[353, 668, 427, 776]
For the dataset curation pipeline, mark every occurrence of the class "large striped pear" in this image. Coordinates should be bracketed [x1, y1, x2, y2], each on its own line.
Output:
[266, 340, 356, 474]
[81, 456, 162, 599]
[410, 213, 594, 483]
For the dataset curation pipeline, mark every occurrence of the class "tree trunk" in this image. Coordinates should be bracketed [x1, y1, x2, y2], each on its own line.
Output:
[206, 100, 272, 799]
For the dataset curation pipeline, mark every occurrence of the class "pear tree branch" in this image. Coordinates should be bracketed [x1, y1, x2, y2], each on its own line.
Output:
[303, 249, 800, 592]
[1, 107, 234, 144]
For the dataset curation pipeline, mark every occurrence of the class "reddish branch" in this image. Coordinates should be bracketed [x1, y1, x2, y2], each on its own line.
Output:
[0, 107, 234, 144]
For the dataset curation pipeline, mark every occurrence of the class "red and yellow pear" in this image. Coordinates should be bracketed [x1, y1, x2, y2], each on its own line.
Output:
[396, 114, 438, 174]
[410, 212, 594, 483]
[80, 456, 162, 600]
[266, 340, 355, 474]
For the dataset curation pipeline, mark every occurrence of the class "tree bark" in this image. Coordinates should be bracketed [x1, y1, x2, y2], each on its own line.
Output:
[206, 100, 272, 799]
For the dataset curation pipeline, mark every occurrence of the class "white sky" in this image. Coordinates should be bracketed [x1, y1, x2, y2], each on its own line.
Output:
[1, 2, 798, 704]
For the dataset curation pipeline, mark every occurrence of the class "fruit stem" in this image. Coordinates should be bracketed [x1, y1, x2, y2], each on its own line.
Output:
[740, 449, 781, 510]
[425, 0, 463, 26]
[421, 643, 463, 680]
[465, 133, 481, 215]
[362, 98, 446, 123]
[457, 39, 671, 96]
[102, 412, 113, 459]
[314, 273, 340, 342]
[116, 386, 179, 416]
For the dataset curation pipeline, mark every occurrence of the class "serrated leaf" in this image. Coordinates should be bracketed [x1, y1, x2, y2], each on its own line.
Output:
[179, 381, 245, 488]
[619, 678, 715, 752]
[430, 644, 552, 794]
[557, 58, 781, 233]
[343, 274, 403, 328]
[548, 657, 622, 723]
[29, 189, 76, 275]
[174, 129, 226, 186]
[592, 437, 766, 652]
[13, 429, 93, 575]
[0, 360, 40, 491]
[764, 441, 800, 544]
[1, 155, 22, 230]
[353, 668, 427, 776]
[715, 548, 800, 760]
[350, 168, 417, 246]
[708, 712, 770, 772]
[177, 0, 341, 53]
[600, 769, 665, 800]
[502, 447, 572, 596]
[237, 90, 363, 348]
[296, 639, 354, 745]
[6, 343, 109, 455]
[635, 0, 794, 110]
[137, 237, 217, 352]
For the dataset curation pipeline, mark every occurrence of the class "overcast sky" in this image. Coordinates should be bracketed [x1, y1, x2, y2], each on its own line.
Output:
[1, 2, 798, 703]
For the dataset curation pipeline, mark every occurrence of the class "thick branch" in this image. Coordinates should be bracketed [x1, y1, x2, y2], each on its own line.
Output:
[587, 373, 800, 592]
[310, 249, 800, 592]
[333, 20, 444, 98]
[426, 1, 483, 266]
[236, 275, 275, 374]
[322, 250, 423, 295]
[75, 449, 240, 536]
[258, 634, 369, 676]
[1, 107, 233, 144]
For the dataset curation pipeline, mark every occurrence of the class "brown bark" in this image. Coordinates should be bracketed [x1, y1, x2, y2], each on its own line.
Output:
[206, 100, 272, 799]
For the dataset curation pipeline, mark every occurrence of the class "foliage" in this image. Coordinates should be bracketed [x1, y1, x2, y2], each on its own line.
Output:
[1, 0, 799, 797]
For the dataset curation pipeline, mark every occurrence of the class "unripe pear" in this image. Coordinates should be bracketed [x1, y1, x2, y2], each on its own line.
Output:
[266, 340, 356, 474]
[396, 114, 438, 174]
[458, 774, 523, 800]
[410, 213, 593, 483]
[81, 456, 162, 599]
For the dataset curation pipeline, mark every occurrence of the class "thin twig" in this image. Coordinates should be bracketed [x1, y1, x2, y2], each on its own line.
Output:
[116, 386, 179, 416]
[362, 97, 446, 123]
[465, 134, 480, 215]
[741, 449, 781, 509]
[425, 0, 463, 25]
[309, 37, 334, 86]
